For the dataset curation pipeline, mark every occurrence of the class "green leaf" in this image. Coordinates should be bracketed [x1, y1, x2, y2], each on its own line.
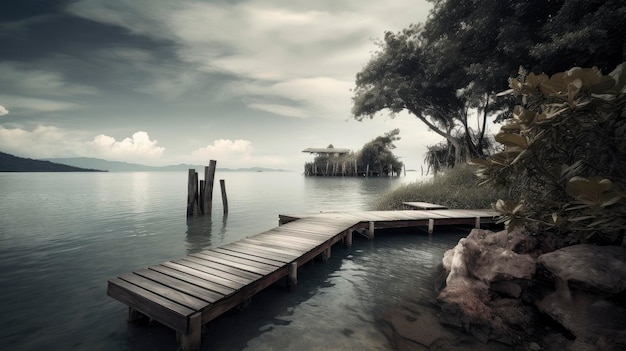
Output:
[495, 133, 528, 149]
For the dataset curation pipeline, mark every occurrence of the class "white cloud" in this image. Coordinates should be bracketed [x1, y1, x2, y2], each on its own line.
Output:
[0, 104, 8, 116]
[0, 62, 98, 97]
[90, 131, 165, 160]
[0, 126, 165, 163]
[0, 94, 80, 113]
[190, 139, 287, 168]
[0, 125, 90, 158]
[247, 103, 308, 119]
[245, 77, 353, 119]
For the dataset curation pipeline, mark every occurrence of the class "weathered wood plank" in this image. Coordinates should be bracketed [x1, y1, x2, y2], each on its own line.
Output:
[161, 261, 245, 290]
[184, 255, 262, 281]
[192, 251, 276, 275]
[149, 265, 235, 296]
[175, 258, 255, 285]
[107, 278, 192, 333]
[254, 231, 323, 245]
[135, 268, 224, 303]
[210, 247, 284, 267]
[240, 238, 307, 255]
[245, 236, 313, 251]
[221, 242, 296, 262]
[229, 240, 300, 260]
[120, 273, 208, 311]
[402, 201, 447, 210]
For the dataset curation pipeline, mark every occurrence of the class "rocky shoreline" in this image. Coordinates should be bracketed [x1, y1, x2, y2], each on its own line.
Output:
[434, 228, 626, 351]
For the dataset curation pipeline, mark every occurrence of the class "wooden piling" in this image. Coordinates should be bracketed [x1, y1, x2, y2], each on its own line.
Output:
[474, 216, 481, 229]
[345, 229, 352, 247]
[220, 179, 228, 214]
[366, 164, 369, 177]
[322, 246, 331, 261]
[186, 169, 199, 217]
[368, 221, 375, 239]
[288, 262, 297, 289]
[179, 312, 201, 351]
[199, 180, 205, 214]
[428, 218, 434, 235]
[202, 160, 217, 216]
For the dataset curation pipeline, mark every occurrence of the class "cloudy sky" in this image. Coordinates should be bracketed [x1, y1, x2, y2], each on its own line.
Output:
[0, 0, 443, 171]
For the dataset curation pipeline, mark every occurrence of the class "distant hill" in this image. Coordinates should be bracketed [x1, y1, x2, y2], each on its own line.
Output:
[0, 152, 105, 172]
[42, 157, 291, 173]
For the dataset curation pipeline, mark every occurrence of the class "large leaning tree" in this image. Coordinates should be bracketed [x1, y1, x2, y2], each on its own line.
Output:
[352, 0, 625, 169]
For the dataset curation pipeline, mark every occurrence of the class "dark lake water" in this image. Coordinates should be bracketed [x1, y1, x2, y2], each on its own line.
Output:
[0, 171, 506, 350]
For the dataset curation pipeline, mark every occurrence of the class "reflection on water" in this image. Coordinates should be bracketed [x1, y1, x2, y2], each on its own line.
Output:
[185, 214, 229, 254]
[3, 171, 483, 351]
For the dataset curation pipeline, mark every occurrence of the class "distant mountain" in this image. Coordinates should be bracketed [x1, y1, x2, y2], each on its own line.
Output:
[0, 152, 105, 172]
[42, 157, 291, 172]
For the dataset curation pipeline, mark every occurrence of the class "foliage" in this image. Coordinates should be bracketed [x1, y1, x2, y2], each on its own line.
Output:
[303, 130, 404, 176]
[471, 63, 626, 243]
[375, 165, 504, 210]
[353, 0, 625, 170]
[356, 129, 403, 175]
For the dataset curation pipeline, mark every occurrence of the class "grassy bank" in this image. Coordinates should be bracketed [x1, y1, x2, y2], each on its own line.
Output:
[375, 165, 506, 210]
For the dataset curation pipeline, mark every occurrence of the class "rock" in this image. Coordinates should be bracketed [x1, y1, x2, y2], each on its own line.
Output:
[438, 229, 539, 344]
[538, 244, 626, 294]
[472, 247, 536, 284]
[490, 280, 524, 298]
[536, 245, 626, 347]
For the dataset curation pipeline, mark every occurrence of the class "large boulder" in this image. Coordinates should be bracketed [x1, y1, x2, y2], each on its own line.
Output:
[536, 244, 626, 348]
[438, 228, 539, 344]
[538, 244, 626, 294]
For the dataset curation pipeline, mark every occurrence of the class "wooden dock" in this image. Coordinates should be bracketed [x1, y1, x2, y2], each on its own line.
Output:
[107, 209, 498, 350]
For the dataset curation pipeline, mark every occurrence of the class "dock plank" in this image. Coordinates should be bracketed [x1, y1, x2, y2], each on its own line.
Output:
[210, 247, 284, 267]
[175, 258, 256, 285]
[149, 265, 236, 296]
[120, 273, 208, 311]
[221, 242, 296, 263]
[107, 277, 192, 333]
[192, 252, 276, 275]
[184, 255, 262, 281]
[135, 268, 224, 303]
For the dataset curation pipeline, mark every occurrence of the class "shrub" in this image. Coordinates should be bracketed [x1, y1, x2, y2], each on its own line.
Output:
[471, 63, 626, 243]
[374, 165, 504, 210]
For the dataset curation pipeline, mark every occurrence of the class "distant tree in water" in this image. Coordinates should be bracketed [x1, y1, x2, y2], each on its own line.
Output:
[357, 129, 403, 176]
[305, 129, 403, 176]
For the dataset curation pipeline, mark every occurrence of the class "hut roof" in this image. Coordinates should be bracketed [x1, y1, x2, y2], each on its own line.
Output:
[302, 147, 351, 154]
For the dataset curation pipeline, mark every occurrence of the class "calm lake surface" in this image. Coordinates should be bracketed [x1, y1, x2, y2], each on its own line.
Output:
[0, 171, 501, 351]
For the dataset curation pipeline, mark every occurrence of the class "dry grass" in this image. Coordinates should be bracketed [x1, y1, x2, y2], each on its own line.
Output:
[375, 165, 505, 210]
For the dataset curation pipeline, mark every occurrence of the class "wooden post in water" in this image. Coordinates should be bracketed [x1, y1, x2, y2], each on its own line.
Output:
[322, 246, 331, 261]
[179, 312, 201, 351]
[220, 179, 228, 214]
[366, 164, 369, 177]
[354, 159, 357, 176]
[345, 229, 353, 247]
[368, 221, 375, 239]
[186, 169, 199, 217]
[202, 160, 217, 216]
[325, 161, 329, 176]
[288, 262, 297, 290]
[199, 180, 205, 213]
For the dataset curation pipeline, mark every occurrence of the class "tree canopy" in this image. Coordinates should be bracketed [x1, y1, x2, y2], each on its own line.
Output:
[352, 0, 625, 169]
